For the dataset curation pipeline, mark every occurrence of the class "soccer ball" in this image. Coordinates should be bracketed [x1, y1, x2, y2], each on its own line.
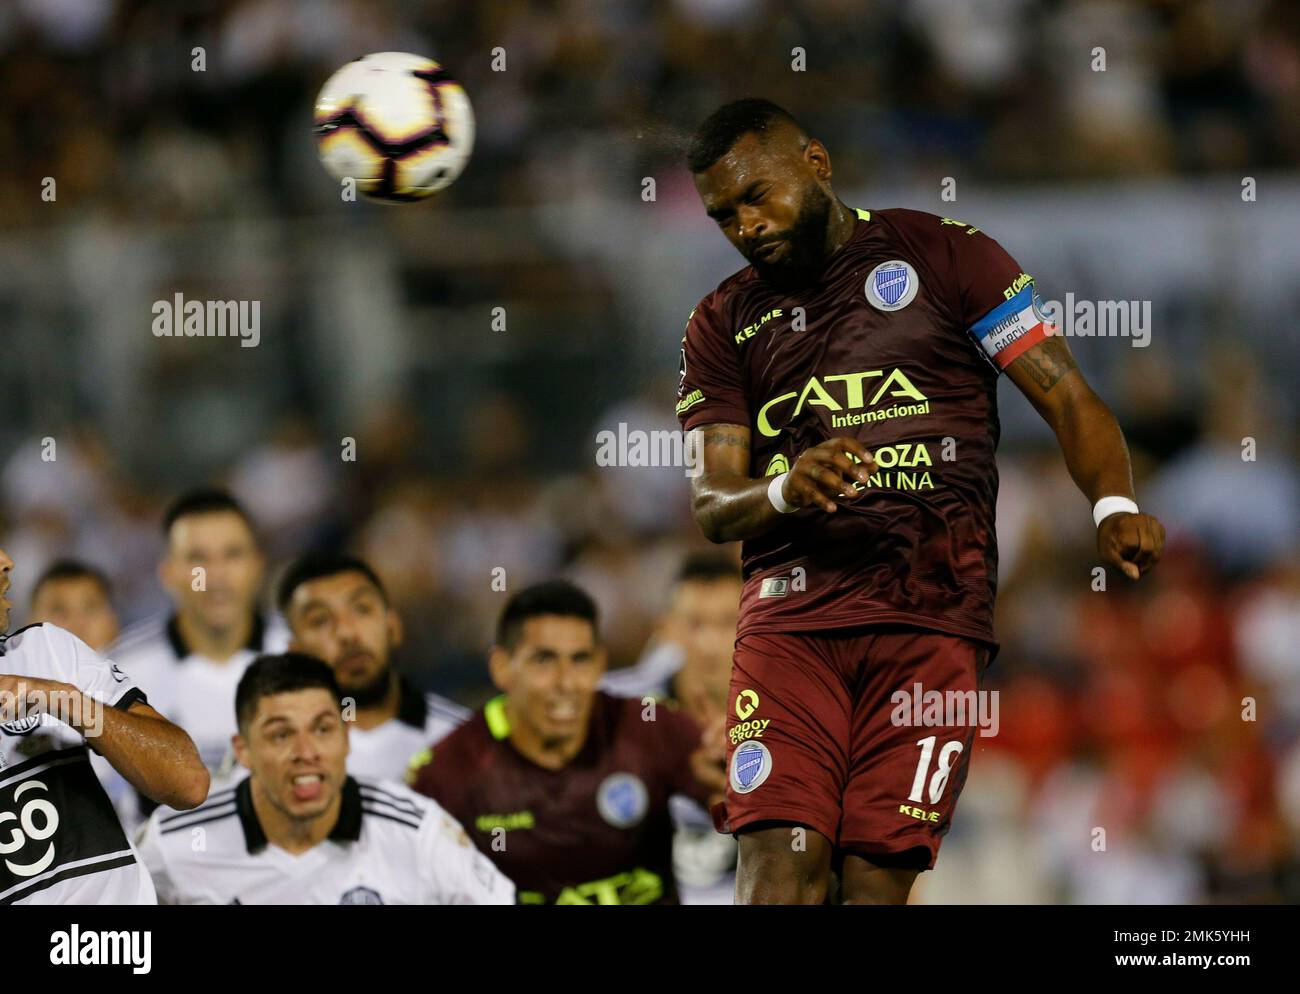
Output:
[313, 52, 475, 203]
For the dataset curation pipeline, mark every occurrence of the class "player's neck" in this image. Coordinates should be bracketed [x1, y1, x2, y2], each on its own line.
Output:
[822, 198, 857, 260]
[506, 701, 587, 771]
[352, 675, 401, 731]
[253, 781, 341, 855]
[176, 611, 253, 663]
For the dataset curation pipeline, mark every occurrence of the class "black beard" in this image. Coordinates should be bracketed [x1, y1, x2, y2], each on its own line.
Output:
[748, 184, 835, 288]
[344, 663, 395, 709]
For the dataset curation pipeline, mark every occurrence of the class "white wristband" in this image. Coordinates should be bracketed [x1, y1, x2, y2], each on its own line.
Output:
[768, 472, 797, 514]
[1093, 495, 1139, 528]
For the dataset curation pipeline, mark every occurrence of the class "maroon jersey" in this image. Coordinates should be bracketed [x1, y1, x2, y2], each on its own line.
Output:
[677, 208, 1051, 645]
[409, 692, 711, 905]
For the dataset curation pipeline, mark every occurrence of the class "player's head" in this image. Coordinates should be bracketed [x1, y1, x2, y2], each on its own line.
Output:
[29, 559, 119, 652]
[278, 551, 401, 707]
[663, 552, 741, 675]
[234, 652, 348, 822]
[490, 580, 605, 747]
[159, 488, 265, 633]
[688, 98, 838, 285]
[0, 547, 13, 632]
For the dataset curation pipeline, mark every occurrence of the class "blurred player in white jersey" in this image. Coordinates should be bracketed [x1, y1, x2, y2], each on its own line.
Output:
[27, 560, 120, 653]
[137, 653, 512, 905]
[0, 546, 208, 904]
[276, 551, 468, 782]
[110, 489, 288, 813]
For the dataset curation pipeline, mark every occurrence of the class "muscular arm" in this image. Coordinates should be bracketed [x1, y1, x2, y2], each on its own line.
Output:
[688, 423, 877, 543]
[0, 676, 209, 809]
[688, 424, 771, 543]
[1006, 336, 1134, 501]
[1006, 335, 1165, 578]
[85, 700, 210, 810]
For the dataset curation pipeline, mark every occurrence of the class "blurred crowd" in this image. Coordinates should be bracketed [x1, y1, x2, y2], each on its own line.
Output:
[0, 0, 1299, 225]
[0, 0, 1297, 903]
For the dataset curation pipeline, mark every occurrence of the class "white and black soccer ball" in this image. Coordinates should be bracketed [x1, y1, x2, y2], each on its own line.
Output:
[313, 52, 475, 203]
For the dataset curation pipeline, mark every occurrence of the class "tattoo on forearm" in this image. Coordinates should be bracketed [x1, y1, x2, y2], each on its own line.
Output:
[1013, 337, 1078, 393]
[699, 428, 750, 449]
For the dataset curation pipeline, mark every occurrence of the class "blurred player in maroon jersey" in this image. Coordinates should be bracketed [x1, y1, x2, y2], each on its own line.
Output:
[679, 99, 1166, 904]
[409, 580, 726, 904]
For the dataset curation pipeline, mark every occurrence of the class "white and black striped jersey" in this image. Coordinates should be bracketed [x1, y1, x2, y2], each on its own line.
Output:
[0, 623, 155, 905]
[348, 679, 469, 783]
[108, 613, 289, 772]
[138, 774, 515, 905]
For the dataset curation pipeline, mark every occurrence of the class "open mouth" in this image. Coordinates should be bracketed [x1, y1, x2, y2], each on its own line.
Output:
[545, 700, 579, 723]
[290, 773, 325, 802]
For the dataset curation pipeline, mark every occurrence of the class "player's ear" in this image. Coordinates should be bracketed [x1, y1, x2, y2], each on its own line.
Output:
[157, 555, 177, 596]
[232, 732, 250, 771]
[386, 607, 403, 651]
[487, 646, 511, 693]
[804, 137, 831, 181]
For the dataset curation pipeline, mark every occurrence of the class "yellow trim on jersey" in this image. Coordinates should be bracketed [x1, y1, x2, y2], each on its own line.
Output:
[485, 695, 511, 740]
[855, 208, 871, 223]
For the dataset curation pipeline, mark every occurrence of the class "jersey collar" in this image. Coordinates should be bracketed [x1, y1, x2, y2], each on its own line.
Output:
[235, 774, 364, 854]
[166, 612, 267, 662]
[395, 677, 428, 729]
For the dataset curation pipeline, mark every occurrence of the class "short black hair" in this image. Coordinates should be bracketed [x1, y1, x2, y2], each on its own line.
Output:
[235, 652, 342, 732]
[277, 551, 387, 614]
[31, 559, 114, 603]
[162, 487, 256, 539]
[687, 98, 805, 173]
[495, 580, 598, 651]
[675, 552, 741, 586]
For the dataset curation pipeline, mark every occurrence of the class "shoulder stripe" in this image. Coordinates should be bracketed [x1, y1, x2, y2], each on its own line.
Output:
[358, 786, 422, 816]
[361, 807, 422, 831]
[159, 786, 239, 823]
[160, 808, 238, 835]
[159, 801, 237, 833]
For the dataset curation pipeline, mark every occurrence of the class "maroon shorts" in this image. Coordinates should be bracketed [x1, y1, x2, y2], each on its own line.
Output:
[716, 625, 991, 870]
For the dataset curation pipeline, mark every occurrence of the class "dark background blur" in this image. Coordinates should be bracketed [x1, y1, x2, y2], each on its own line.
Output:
[1, 0, 1297, 902]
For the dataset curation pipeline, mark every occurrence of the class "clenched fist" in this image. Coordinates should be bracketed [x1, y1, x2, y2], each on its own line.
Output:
[780, 437, 879, 514]
[1098, 512, 1165, 580]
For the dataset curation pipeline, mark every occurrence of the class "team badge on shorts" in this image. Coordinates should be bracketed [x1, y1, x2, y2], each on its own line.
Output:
[865, 260, 919, 311]
[730, 740, 772, 794]
[597, 772, 649, 828]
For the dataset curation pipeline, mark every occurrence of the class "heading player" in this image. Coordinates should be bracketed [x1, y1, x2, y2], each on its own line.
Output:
[277, 551, 468, 781]
[678, 99, 1166, 904]
[0, 546, 208, 904]
[410, 580, 726, 905]
[137, 653, 513, 905]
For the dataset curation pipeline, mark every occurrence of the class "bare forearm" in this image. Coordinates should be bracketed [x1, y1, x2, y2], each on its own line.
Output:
[1050, 386, 1136, 503]
[692, 471, 782, 543]
[80, 698, 209, 810]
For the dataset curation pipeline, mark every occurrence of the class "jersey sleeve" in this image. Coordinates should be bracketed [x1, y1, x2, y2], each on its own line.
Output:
[941, 219, 1055, 372]
[676, 291, 750, 431]
[52, 625, 147, 711]
[418, 805, 516, 905]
